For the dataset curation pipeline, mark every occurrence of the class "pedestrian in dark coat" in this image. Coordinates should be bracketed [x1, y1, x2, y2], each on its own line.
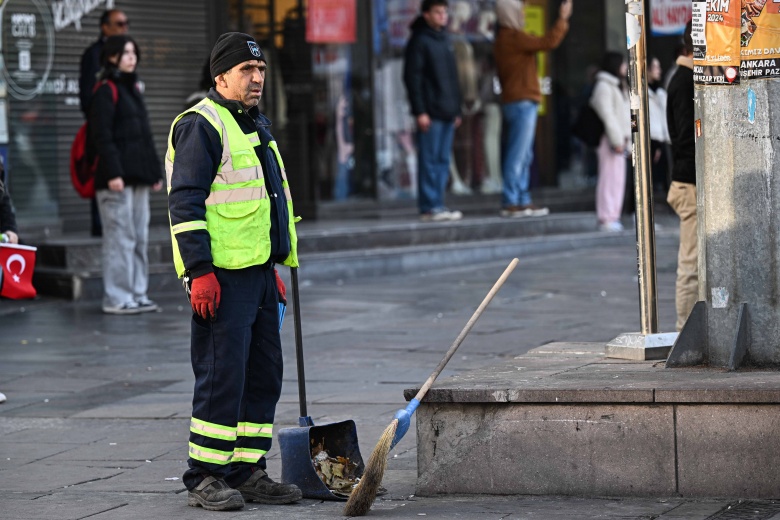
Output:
[403, 0, 463, 221]
[666, 21, 697, 331]
[88, 35, 162, 315]
[79, 9, 129, 116]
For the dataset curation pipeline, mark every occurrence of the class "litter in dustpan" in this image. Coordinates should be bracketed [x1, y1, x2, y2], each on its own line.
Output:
[279, 419, 365, 500]
[312, 440, 360, 498]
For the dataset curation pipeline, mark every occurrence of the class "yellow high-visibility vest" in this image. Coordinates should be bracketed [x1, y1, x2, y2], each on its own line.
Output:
[165, 99, 299, 277]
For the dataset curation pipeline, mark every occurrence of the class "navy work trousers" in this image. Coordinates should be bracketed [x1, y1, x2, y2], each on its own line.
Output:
[183, 265, 283, 490]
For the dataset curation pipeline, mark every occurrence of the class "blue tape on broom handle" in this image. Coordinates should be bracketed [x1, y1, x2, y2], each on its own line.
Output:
[391, 398, 421, 449]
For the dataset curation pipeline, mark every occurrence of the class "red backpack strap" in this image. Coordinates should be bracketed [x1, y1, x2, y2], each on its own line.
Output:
[93, 79, 119, 105]
[106, 80, 118, 105]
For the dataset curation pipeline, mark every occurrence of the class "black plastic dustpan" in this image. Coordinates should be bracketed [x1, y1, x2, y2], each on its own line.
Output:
[278, 267, 365, 500]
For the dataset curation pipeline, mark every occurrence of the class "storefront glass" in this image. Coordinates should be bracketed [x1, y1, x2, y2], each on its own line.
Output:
[373, 0, 501, 201]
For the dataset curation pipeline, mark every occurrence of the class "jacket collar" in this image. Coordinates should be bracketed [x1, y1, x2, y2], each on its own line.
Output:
[410, 16, 446, 39]
[206, 88, 271, 128]
[676, 55, 694, 70]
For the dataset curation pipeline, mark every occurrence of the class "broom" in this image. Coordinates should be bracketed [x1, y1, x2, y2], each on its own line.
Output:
[343, 258, 520, 516]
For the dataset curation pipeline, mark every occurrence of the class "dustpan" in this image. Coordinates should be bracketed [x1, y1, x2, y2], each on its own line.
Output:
[278, 267, 365, 500]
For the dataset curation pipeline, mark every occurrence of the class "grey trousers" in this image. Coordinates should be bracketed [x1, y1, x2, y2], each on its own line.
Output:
[96, 186, 151, 308]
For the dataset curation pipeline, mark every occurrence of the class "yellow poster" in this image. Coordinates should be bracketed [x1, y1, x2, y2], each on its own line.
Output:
[740, 0, 780, 79]
[524, 5, 547, 115]
[693, 0, 742, 84]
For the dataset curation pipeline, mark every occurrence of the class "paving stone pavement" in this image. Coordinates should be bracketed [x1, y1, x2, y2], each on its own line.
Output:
[0, 233, 772, 519]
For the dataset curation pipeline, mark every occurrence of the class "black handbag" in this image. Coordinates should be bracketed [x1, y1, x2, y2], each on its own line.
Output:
[571, 102, 604, 148]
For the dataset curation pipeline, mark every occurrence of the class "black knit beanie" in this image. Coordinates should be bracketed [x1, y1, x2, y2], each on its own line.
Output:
[209, 32, 266, 79]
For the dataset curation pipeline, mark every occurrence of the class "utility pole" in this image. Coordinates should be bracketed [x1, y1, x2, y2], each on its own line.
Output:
[667, 1, 780, 369]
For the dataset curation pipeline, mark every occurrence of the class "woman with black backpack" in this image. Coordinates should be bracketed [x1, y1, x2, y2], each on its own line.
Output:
[89, 35, 163, 315]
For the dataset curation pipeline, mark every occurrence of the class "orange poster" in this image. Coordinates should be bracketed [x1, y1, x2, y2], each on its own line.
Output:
[693, 0, 742, 84]
[306, 0, 357, 44]
[740, 0, 780, 79]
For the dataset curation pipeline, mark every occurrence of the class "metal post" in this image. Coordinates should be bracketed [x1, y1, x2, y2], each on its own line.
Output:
[605, 0, 677, 360]
[626, 0, 657, 335]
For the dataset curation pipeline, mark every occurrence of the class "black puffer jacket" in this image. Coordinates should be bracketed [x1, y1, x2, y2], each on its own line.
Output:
[403, 16, 461, 120]
[89, 70, 163, 190]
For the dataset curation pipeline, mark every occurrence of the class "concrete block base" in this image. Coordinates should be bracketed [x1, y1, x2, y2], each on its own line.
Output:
[605, 332, 678, 360]
[408, 342, 780, 498]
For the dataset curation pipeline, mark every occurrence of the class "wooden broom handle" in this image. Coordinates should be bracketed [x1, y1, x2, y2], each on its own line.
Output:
[414, 258, 519, 402]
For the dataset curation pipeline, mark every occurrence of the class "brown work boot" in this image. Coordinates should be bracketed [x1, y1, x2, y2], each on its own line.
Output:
[187, 475, 245, 511]
[235, 469, 303, 504]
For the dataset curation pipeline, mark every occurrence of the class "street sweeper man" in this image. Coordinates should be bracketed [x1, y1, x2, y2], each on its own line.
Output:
[166, 32, 302, 512]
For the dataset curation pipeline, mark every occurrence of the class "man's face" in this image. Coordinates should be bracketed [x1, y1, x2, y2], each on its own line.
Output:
[216, 59, 266, 109]
[103, 11, 129, 37]
[423, 4, 449, 30]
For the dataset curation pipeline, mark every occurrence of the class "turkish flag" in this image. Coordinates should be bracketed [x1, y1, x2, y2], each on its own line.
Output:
[0, 243, 37, 299]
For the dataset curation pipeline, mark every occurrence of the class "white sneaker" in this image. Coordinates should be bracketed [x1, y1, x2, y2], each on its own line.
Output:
[0, 391, 6, 403]
[420, 211, 451, 222]
[420, 209, 462, 222]
[103, 302, 143, 315]
[445, 209, 463, 221]
[135, 298, 159, 313]
[599, 221, 624, 232]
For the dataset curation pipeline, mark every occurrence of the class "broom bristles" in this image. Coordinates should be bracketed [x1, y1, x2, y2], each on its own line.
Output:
[343, 419, 398, 517]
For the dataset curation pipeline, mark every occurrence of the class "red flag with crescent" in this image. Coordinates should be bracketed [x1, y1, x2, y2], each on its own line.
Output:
[0, 243, 37, 299]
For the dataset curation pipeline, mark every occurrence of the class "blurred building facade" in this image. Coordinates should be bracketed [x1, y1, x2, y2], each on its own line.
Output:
[0, 0, 685, 235]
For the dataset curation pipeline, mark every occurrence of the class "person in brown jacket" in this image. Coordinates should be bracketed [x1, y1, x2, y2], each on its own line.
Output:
[494, 0, 572, 218]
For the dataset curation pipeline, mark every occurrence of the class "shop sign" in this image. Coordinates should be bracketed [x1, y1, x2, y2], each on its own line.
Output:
[0, 0, 55, 100]
[306, 0, 356, 44]
[50, 0, 114, 32]
[692, 0, 741, 84]
[651, 0, 693, 36]
[740, 0, 780, 80]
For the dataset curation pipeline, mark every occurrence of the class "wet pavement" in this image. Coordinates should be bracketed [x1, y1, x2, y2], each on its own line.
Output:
[0, 230, 773, 519]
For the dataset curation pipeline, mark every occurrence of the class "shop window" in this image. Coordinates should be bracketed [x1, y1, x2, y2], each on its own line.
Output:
[374, 0, 502, 200]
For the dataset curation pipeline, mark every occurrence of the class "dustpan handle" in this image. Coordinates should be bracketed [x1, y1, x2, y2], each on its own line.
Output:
[290, 267, 308, 419]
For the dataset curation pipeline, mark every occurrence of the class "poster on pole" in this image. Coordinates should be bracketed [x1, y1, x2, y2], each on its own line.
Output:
[693, 0, 741, 84]
[740, 0, 780, 80]
[651, 0, 693, 36]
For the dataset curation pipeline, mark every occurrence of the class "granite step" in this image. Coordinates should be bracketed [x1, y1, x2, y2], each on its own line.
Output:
[34, 213, 601, 271]
[405, 342, 780, 499]
[30, 211, 678, 299]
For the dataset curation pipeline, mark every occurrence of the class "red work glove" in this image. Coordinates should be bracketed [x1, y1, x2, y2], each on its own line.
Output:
[274, 269, 287, 305]
[191, 272, 220, 321]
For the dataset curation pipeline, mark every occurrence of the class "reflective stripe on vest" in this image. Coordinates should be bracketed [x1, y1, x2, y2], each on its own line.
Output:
[165, 98, 299, 277]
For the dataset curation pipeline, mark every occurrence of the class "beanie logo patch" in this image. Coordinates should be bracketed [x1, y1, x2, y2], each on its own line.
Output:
[247, 41, 261, 58]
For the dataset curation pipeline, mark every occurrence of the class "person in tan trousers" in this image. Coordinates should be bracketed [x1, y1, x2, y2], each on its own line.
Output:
[666, 21, 697, 331]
